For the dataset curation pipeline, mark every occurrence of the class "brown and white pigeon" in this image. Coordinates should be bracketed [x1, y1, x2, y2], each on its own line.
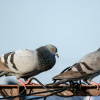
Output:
[53, 48, 100, 89]
[0, 44, 59, 89]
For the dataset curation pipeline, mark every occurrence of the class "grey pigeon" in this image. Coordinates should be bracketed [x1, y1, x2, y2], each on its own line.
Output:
[53, 48, 100, 89]
[0, 44, 59, 89]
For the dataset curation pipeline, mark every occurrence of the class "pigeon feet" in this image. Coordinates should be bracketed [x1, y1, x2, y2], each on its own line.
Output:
[25, 79, 39, 85]
[18, 79, 39, 89]
[91, 81, 100, 89]
[18, 79, 27, 89]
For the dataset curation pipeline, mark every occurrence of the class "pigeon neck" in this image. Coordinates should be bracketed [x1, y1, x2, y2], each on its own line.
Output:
[36, 46, 56, 71]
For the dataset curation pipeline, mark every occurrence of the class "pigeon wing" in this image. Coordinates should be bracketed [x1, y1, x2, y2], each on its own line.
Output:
[0, 49, 39, 74]
[0, 58, 12, 72]
[53, 48, 100, 86]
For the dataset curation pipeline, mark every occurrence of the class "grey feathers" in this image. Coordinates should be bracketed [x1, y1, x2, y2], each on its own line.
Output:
[53, 48, 100, 86]
[97, 48, 100, 51]
[0, 44, 58, 81]
[3, 52, 12, 64]
[80, 62, 94, 71]
[36, 46, 56, 71]
[10, 52, 18, 70]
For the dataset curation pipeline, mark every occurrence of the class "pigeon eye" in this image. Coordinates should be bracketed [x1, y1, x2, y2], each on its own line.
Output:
[52, 48, 55, 51]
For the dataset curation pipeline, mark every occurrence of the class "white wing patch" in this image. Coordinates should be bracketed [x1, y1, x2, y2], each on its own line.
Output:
[72, 67, 78, 72]
[1, 54, 5, 63]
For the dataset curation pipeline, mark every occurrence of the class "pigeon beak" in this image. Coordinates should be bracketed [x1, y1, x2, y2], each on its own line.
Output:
[55, 53, 59, 58]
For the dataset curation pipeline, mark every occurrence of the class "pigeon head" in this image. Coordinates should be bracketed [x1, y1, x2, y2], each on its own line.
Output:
[45, 44, 59, 58]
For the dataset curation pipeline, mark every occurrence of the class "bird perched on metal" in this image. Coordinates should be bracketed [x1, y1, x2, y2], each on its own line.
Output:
[0, 44, 59, 89]
[53, 48, 100, 89]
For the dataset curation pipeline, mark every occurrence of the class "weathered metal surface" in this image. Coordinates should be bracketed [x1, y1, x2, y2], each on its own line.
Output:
[0, 84, 100, 100]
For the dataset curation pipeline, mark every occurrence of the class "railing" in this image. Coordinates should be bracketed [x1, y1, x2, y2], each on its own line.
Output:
[0, 84, 99, 100]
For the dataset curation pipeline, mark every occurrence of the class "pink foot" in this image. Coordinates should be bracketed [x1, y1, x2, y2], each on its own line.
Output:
[18, 79, 27, 89]
[91, 81, 100, 89]
[18, 79, 40, 89]
[25, 79, 39, 85]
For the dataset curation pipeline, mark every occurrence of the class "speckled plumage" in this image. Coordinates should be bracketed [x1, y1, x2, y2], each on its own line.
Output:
[0, 44, 59, 83]
[36, 46, 56, 71]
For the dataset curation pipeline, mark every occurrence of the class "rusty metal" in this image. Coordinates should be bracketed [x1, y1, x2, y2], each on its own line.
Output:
[0, 84, 100, 100]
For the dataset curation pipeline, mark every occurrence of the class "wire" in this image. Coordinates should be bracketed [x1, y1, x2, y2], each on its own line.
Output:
[25, 87, 69, 100]
[60, 66, 71, 74]
[0, 87, 69, 99]
[18, 77, 51, 96]
[0, 66, 82, 100]
[28, 77, 50, 91]
[53, 66, 71, 83]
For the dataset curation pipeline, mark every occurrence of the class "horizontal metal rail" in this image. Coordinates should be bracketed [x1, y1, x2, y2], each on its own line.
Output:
[0, 84, 99, 100]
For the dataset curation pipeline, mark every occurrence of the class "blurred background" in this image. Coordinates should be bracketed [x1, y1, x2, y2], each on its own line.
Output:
[0, 0, 100, 100]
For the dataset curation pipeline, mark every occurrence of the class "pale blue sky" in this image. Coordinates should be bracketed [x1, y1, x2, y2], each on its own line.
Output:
[0, 0, 100, 85]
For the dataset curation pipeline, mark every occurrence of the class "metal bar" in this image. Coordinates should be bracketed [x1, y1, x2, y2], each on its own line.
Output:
[0, 84, 99, 99]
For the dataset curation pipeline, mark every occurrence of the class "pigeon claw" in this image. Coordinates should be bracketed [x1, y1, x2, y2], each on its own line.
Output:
[25, 79, 39, 85]
[91, 81, 100, 90]
[18, 79, 39, 89]
[18, 79, 27, 89]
